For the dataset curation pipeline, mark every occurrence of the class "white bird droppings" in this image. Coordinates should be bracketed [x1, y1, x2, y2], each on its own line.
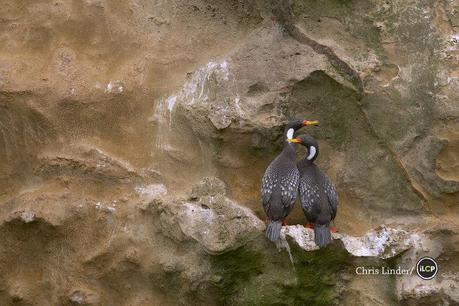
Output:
[135, 184, 168, 199]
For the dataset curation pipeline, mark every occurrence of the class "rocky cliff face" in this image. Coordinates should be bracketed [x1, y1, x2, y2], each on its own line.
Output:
[0, 0, 458, 305]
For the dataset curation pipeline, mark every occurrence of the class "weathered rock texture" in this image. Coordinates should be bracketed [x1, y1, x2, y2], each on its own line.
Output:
[2, 177, 457, 305]
[0, 0, 458, 305]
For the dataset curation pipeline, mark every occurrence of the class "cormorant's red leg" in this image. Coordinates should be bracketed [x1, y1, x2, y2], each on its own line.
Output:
[330, 226, 338, 233]
[305, 223, 313, 229]
[282, 219, 288, 226]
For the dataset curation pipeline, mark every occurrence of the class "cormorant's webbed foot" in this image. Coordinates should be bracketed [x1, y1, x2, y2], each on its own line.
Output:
[330, 226, 338, 233]
[305, 223, 313, 229]
[282, 219, 288, 226]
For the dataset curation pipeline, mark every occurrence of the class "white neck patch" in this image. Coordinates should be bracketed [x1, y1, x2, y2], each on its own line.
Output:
[307, 146, 317, 160]
[286, 128, 294, 140]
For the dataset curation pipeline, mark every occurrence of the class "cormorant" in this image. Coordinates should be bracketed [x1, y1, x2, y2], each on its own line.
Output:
[289, 134, 338, 248]
[261, 120, 319, 241]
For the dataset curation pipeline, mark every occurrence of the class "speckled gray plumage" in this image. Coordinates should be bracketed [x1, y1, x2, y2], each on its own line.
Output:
[298, 162, 337, 223]
[324, 175, 338, 220]
[296, 134, 339, 247]
[261, 120, 311, 241]
[261, 151, 300, 215]
[261, 139, 300, 241]
[261, 145, 299, 220]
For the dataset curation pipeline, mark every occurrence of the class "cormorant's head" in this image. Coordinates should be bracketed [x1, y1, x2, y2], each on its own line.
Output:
[284, 119, 319, 140]
[285, 119, 320, 132]
[288, 134, 319, 161]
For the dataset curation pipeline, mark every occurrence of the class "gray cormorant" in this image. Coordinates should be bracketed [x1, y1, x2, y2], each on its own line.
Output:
[261, 120, 319, 241]
[289, 134, 338, 248]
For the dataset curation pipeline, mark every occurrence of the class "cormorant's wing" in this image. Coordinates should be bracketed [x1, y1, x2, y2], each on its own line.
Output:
[324, 176, 338, 220]
[299, 176, 320, 221]
[280, 168, 299, 208]
[261, 166, 277, 209]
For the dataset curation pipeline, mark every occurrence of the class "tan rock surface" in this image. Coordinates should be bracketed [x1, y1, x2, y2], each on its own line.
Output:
[1, 0, 458, 305]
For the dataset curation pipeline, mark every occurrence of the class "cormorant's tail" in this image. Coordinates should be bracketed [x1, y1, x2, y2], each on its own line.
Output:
[314, 224, 331, 248]
[266, 221, 282, 241]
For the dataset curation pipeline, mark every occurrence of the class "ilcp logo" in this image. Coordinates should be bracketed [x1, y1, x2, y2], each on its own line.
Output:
[416, 257, 438, 280]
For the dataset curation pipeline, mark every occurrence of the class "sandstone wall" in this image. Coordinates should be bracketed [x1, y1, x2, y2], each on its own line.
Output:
[0, 1, 458, 305]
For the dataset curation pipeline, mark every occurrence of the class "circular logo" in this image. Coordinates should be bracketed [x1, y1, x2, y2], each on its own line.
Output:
[416, 257, 438, 280]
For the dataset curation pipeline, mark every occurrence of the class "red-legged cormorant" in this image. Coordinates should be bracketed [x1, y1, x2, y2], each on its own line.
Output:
[261, 120, 319, 242]
[289, 134, 338, 248]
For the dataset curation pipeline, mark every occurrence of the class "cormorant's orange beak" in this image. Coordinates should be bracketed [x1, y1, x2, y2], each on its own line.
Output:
[287, 138, 301, 143]
[303, 120, 320, 126]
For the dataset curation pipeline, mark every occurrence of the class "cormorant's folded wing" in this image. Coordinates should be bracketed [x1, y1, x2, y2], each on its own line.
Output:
[324, 177, 338, 220]
[280, 168, 299, 208]
[261, 167, 277, 209]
